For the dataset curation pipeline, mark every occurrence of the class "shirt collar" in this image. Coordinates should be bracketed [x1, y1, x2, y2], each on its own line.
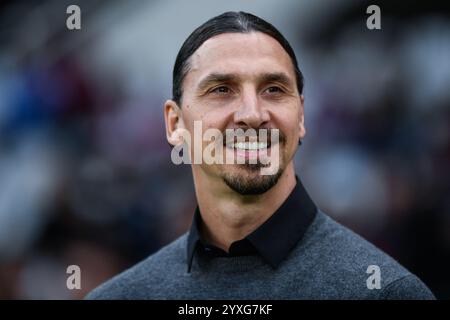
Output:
[186, 176, 317, 272]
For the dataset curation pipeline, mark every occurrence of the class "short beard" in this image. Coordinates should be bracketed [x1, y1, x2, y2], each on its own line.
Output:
[222, 163, 283, 195]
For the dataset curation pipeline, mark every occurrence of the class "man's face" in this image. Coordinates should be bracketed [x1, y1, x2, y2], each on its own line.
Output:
[168, 32, 305, 195]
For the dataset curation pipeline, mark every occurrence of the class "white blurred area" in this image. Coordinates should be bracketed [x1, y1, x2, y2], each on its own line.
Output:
[0, 0, 449, 298]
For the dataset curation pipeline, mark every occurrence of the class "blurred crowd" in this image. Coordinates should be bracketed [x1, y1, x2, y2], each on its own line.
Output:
[0, 0, 449, 299]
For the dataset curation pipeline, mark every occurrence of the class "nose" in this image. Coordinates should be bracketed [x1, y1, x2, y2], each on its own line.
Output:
[233, 88, 270, 129]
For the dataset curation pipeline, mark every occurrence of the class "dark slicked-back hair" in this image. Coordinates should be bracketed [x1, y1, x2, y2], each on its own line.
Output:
[172, 11, 304, 106]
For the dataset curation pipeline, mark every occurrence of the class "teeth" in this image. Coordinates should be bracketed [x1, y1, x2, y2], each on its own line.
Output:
[231, 142, 268, 150]
[257, 142, 268, 149]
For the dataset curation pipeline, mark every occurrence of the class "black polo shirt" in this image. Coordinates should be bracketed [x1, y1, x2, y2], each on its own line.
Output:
[186, 176, 318, 272]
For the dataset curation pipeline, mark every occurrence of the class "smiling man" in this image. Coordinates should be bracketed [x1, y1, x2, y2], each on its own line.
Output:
[86, 11, 434, 299]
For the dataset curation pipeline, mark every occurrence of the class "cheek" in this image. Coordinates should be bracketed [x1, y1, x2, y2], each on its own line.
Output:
[196, 109, 233, 133]
[183, 111, 230, 149]
[184, 102, 223, 125]
[182, 109, 208, 134]
[278, 114, 300, 140]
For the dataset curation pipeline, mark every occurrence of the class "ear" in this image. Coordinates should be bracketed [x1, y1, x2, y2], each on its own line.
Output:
[164, 99, 185, 146]
[298, 95, 306, 141]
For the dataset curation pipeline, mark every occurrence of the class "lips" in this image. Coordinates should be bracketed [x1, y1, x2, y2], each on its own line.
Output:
[222, 138, 274, 164]
[221, 129, 281, 159]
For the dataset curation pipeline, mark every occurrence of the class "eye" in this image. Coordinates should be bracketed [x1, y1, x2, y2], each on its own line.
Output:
[264, 86, 284, 94]
[210, 86, 231, 95]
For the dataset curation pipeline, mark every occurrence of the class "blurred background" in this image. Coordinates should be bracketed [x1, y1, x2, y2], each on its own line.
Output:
[0, 0, 449, 299]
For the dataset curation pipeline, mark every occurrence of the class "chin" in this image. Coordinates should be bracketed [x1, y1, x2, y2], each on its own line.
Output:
[220, 164, 284, 195]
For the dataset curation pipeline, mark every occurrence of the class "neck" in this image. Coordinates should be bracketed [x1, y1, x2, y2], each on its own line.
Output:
[192, 163, 297, 252]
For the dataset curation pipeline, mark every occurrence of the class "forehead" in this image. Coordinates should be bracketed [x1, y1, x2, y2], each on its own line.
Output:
[186, 32, 296, 84]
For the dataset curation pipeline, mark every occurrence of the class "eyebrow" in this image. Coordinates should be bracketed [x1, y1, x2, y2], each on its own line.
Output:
[259, 72, 294, 88]
[196, 72, 295, 92]
[196, 73, 238, 92]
